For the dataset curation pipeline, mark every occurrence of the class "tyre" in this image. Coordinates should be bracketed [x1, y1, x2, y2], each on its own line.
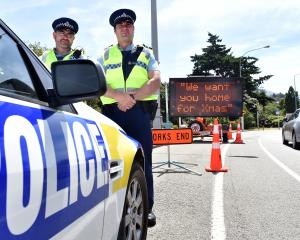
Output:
[292, 132, 300, 150]
[188, 121, 203, 134]
[117, 163, 148, 240]
[282, 131, 288, 145]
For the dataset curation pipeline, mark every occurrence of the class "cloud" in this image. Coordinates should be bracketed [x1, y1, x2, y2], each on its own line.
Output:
[1, 0, 56, 15]
[2, 0, 300, 93]
[260, 45, 300, 93]
[154, 0, 300, 92]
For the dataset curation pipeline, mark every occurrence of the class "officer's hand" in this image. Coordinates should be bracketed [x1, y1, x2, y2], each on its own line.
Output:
[116, 93, 136, 112]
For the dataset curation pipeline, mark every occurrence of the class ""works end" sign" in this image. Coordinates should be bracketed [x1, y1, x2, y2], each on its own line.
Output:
[169, 77, 242, 117]
[152, 128, 193, 145]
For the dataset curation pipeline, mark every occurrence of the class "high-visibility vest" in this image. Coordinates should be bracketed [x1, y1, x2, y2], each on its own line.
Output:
[40, 49, 76, 70]
[100, 44, 158, 105]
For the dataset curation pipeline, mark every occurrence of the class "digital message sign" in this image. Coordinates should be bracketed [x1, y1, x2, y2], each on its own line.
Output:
[169, 77, 242, 117]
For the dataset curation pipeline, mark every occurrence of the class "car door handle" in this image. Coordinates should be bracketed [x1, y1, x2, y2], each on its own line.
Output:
[109, 160, 124, 180]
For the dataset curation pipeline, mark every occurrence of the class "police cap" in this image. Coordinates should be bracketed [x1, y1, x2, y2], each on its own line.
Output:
[109, 9, 136, 27]
[52, 17, 79, 34]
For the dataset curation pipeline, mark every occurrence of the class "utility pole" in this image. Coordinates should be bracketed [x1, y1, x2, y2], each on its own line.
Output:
[151, 0, 161, 128]
[239, 45, 270, 130]
[294, 73, 300, 111]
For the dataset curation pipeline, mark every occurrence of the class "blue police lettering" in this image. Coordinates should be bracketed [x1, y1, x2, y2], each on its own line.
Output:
[1, 106, 109, 238]
[87, 123, 106, 188]
[4, 115, 44, 235]
[38, 119, 69, 218]
[61, 121, 79, 205]
[73, 121, 96, 197]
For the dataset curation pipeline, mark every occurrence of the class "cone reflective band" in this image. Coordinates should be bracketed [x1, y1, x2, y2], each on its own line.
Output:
[213, 124, 218, 133]
[152, 128, 193, 145]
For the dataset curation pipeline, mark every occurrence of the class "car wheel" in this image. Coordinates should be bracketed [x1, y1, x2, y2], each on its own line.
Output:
[117, 163, 148, 240]
[292, 132, 300, 150]
[282, 131, 288, 145]
[188, 121, 203, 134]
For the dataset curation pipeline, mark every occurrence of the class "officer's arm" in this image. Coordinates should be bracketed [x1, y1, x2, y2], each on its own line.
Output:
[133, 70, 161, 100]
[104, 87, 131, 101]
[104, 87, 136, 111]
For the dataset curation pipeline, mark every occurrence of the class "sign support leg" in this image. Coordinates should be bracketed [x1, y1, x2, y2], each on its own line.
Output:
[152, 145, 202, 176]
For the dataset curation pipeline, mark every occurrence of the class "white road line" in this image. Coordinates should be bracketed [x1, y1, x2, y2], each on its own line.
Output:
[258, 138, 300, 183]
[211, 144, 230, 240]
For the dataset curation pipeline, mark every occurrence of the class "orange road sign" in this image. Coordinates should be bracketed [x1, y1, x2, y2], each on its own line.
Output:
[152, 128, 193, 145]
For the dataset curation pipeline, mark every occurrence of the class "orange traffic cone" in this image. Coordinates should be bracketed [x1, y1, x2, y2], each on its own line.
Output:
[234, 121, 244, 144]
[205, 119, 228, 172]
[228, 123, 233, 140]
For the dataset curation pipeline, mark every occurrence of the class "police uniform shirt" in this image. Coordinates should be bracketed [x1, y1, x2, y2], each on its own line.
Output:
[97, 44, 159, 72]
[54, 49, 86, 60]
[54, 49, 70, 61]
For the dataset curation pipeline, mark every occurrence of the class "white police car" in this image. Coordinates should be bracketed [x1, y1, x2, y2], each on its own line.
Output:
[0, 19, 148, 239]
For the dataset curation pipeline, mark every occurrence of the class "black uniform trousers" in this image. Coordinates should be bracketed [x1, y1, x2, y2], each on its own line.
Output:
[102, 103, 154, 210]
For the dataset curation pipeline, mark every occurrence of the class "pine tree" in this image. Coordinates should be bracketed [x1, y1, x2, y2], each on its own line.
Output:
[285, 86, 299, 113]
[190, 33, 273, 105]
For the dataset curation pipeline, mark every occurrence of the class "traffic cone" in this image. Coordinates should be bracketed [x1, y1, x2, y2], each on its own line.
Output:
[234, 121, 244, 144]
[205, 119, 228, 172]
[228, 123, 233, 140]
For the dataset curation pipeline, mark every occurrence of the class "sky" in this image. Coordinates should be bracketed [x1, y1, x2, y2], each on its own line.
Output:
[2, 0, 300, 94]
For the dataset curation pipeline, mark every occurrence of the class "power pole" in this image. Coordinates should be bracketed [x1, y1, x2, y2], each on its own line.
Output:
[151, 0, 161, 129]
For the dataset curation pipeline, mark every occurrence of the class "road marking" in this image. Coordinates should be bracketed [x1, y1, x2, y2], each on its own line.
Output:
[259, 138, 300, 183]
[211, 144, 229, 240]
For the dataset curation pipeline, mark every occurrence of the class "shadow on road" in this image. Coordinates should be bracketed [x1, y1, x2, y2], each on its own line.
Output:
[228, 155, 259, 158]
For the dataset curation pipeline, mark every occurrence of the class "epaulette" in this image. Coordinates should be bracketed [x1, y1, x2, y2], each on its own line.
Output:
[104, 44, 113, 51]
[142, 44, 153, 50]
[138, 44, 152, 60]
[103, 44, 113, 61]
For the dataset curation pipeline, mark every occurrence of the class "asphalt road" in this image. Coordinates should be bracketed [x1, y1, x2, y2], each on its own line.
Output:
[147, 129, 300, 240]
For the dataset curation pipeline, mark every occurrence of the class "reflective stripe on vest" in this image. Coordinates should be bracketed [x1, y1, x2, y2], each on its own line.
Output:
[100, 45, 158, 105]
[41, 49, 75, 70]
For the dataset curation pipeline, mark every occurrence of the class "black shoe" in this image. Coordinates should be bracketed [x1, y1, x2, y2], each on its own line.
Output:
[148, 211, 156, 228]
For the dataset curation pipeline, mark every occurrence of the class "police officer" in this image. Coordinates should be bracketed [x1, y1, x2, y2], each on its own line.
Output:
[98, 8, 161, 227]
[40, 17, 83, 69]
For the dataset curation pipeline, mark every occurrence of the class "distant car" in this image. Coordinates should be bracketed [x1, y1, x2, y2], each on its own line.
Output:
[0, 19, 148, 239]
[282, 109, 300, 149]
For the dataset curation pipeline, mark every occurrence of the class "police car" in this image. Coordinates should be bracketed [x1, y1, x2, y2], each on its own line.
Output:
[0, 19, 148, 239]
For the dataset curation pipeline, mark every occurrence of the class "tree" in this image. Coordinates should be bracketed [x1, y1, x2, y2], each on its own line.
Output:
[285, 86, 299, 113]
[28, 42, 48, 56]
[190, 33, 237, 77]
[189, 33, 273, 126]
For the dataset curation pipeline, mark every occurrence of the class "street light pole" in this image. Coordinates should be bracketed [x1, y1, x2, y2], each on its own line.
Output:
[239, 45, 270, 130]
[151, 0, 161, 128]
[239, 45, 270, 78]
[293, 73, 300, 111]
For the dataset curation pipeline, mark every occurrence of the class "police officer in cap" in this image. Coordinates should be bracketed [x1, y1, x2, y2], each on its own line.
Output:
[40, 17, 83, 69]
[98, 8, 160, 227]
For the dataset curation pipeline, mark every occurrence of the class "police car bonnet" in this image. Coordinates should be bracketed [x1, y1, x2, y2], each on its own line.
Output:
[109, 9, 136, 27]
[52, 17, 78, 33]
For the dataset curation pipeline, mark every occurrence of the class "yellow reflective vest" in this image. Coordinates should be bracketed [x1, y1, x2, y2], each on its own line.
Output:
[40, 49, 76, 70]
[100, 45, 158, 105]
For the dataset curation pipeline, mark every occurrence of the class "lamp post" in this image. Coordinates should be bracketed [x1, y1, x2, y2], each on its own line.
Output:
[256, 103, 260, 129]
[239, 45, 270, 130]
[151, 0, 161, 128]
[293, 73, 300, 111]
[239, 45, 270, 78]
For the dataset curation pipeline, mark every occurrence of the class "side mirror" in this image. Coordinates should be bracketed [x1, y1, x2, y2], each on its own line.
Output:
[49, 60, 106, 107]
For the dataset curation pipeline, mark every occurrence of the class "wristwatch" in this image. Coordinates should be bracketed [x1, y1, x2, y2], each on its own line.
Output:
[130, 94, 135, 100]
